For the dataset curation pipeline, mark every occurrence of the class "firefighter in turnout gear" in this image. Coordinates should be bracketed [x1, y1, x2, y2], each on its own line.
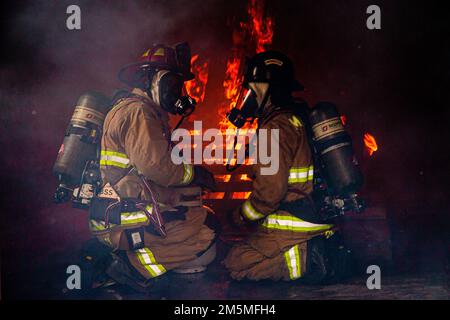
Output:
[224, 51, 337, 283]
[89, 43, 217, 290]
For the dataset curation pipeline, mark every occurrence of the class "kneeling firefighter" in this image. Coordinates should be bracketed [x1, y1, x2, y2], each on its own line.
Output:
[224, 51, 351, 283]
[86, 43, 218, 290]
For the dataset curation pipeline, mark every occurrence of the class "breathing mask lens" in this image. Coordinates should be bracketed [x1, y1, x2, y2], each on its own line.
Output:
[158, 72, 183, 113]
[152, 71, 196, 116]
[226, 88, 258, 128]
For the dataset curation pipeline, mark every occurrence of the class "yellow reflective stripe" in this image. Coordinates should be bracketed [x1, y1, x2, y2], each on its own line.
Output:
[100, 150, 130, 168]
[121, 204, 155, 225]
[288, 165, 314, 184]
[289, 115, 302, 128]
[89, 219, 106, 231]
[181, 163, 194, 185]
[90, 205, 161, 229]
[241, 199, 265, 221]
[89, 219, 116, 231]
[285, 245, 301, 279]
[308, 165, 314, 178]
[100, 150, 128, 158]
[120, 211, 148, 225]
[136, 248, 166, 278]
[99, 159, 129, 168]
[262, 214, 332, 232]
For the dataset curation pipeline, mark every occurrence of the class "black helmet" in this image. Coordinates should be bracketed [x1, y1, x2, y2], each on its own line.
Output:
[242, 50, 304, 92]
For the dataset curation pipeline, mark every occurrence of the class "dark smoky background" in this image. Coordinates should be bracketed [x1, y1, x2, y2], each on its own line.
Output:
[0, 0, 449, 298]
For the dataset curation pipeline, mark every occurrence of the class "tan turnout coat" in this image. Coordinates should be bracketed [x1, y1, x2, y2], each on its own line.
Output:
[224, 102, 334, 281]
[91, 88, 214, 279]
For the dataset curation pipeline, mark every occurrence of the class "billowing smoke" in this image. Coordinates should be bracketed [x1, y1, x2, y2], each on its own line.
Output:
[1, 1, 448, 290]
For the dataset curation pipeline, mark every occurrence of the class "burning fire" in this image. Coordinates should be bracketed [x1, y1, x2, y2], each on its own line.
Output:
[364, 133, 378, 156]
[231, 192, 252, 199]
[220, 0, 274, 133]
[245, 0, 274, 53]
[223, 56, 242, 107]
[185, 54, 209, 104]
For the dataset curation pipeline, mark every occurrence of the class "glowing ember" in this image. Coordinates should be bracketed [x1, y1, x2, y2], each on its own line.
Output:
[364, 133, 378, 156]
[185, 54, 209, 104]
[340, 115, 347, 126]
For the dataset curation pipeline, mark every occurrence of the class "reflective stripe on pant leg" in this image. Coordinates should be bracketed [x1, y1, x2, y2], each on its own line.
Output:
[135, 247, 166, 278]
[284, 245, 301, 280]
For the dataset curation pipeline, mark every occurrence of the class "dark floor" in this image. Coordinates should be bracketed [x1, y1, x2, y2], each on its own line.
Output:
[2, 202, 449, 300]
[2, 239, 449, 300]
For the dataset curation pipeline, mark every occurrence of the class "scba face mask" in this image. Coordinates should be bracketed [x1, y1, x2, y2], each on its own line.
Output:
[150, 70, 196, 116]
[227, 82, 270, 128]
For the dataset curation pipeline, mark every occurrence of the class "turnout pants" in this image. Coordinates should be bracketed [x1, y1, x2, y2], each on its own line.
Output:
[224, 210, 334, 281]
[90, 206, 215, 280]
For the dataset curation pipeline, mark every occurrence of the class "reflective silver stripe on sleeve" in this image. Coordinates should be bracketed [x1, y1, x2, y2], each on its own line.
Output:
[288, 165, 314, 184]
[262, 214, 332, 232]
[180, 163, 194, 185]
[100, 150, 130, 168]
[241, 199, 265, 221]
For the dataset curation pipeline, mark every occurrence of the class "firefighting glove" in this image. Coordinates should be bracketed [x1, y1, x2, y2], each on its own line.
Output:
[229, 206, 246, 228]
[193, 165, 216, 191]
[228, 205, 259, 231]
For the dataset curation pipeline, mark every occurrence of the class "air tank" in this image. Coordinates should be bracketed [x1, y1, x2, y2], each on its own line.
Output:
[309, 102, 363, 196]
[53, 92, 110, 187]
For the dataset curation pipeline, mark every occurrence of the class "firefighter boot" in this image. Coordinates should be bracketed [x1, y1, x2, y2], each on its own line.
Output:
[299, 236, 329, 285]
[105, 251, 168, 293]
[79, 238, 115, 291]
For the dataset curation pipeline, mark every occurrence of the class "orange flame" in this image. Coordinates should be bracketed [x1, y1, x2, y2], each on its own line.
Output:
[219, 0, 274, 134]
[223, 57, 242, 103]
[231, 192, 252, 199]
[364, 133, 378, 156]
[246, 0, 274, 53]
[185, 54, 209, 104]
[215, 174, 231, 183]
[203, 192, 225, 200]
